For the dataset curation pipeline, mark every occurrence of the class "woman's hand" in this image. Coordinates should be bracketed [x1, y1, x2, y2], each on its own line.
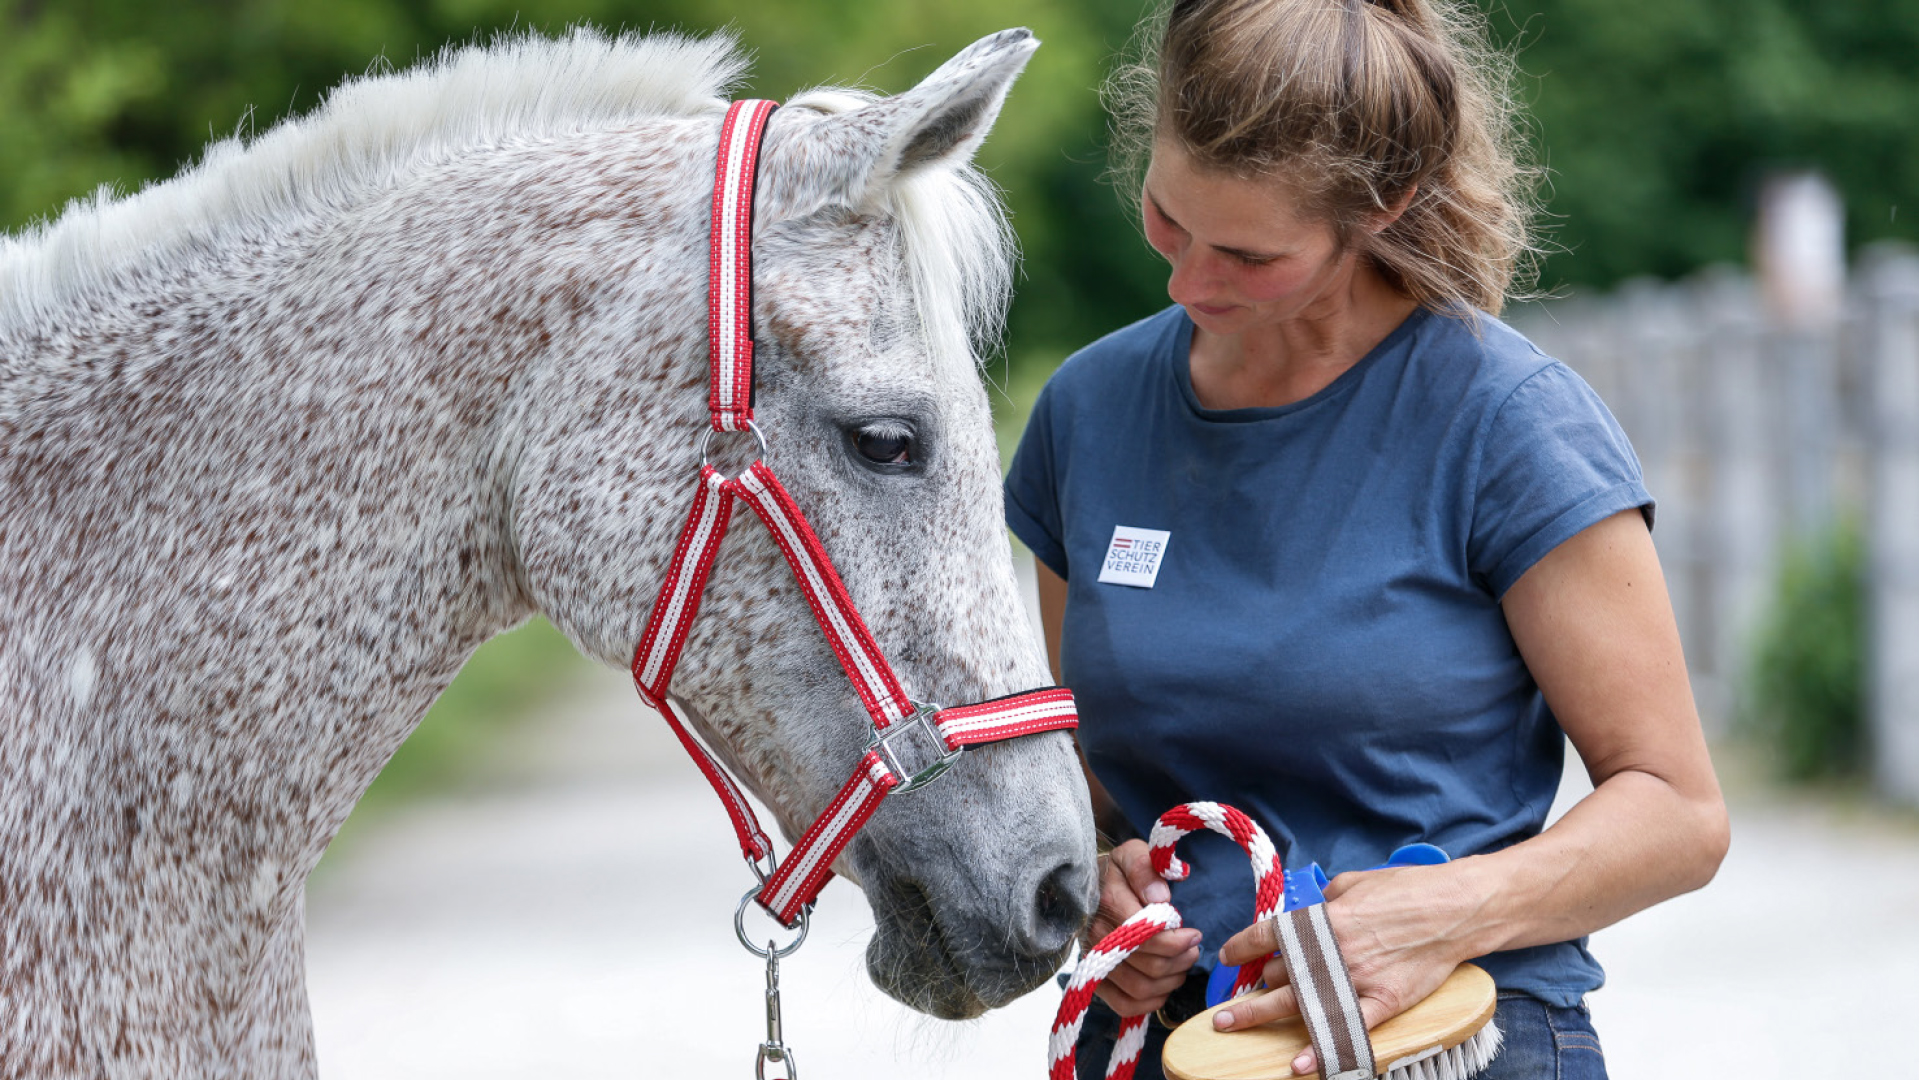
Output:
[1211, 861, 1483, 1076]
[1087, 838, 1204, 1017]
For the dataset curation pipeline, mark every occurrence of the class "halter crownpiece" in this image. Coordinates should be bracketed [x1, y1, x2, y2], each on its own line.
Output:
[629, 99, 1079, 930]
[708, 98, 776, 434]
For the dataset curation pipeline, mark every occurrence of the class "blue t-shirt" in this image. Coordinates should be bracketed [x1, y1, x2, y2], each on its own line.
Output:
[1004, 305, 1653, 1005]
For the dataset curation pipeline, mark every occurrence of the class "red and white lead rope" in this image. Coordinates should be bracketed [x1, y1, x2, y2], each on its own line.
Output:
[1049, 803, 1284, 1080]
[632, 99, 1079, 931]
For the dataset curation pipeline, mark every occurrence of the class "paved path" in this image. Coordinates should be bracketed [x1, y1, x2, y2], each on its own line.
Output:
[308, 665, 1918, 1078]
[307, 667, 1060, 1078]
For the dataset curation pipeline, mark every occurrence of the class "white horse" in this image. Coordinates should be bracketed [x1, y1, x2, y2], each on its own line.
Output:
[0, 28, 1095, 1077]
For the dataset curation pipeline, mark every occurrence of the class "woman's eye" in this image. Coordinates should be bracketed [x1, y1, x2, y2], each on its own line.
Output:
[854, 426, 915, 466]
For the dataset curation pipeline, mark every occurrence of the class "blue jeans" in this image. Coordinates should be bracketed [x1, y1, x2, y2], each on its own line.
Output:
[1071, 991, 1607, 1080]
[1477, 992, 1608, 1080]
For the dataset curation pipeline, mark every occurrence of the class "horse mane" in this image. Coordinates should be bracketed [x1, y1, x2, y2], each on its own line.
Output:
[0, 29, 1016, 376]
[0, 28, 748, 331]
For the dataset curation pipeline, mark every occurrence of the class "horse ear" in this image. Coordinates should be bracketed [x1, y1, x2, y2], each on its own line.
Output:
[760, 28, 1038, 217]
[875, 28, 1039, 179]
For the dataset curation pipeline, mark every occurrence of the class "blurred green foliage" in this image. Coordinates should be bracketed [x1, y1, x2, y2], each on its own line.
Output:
[1492, 0, 1918, 289]
[2, 0, 1909, 799]
[1744, 520, 1867, 782]
[2, 0, 1913, 377]
[354, 618, 590, 810]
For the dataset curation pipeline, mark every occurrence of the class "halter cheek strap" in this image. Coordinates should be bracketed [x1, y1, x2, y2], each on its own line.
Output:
[630, 99, 1079, 930]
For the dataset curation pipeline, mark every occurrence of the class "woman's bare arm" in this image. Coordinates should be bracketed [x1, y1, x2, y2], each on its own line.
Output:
[1215, 510, 1731, 1071]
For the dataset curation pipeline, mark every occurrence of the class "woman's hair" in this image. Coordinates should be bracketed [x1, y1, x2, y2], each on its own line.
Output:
[1107, 0, 1543, 314]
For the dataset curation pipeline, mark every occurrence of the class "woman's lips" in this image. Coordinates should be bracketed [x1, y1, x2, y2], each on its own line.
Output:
[1192, 302, 1238, 316]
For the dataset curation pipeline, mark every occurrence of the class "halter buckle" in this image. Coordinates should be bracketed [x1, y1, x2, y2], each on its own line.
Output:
[868, 702, 963, 794]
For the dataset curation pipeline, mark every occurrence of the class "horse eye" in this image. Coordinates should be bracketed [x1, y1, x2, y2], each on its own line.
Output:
[854, 425, 915, 466]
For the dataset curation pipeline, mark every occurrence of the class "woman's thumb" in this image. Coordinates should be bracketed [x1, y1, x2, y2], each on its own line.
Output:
[1113, 839, 1171, 904]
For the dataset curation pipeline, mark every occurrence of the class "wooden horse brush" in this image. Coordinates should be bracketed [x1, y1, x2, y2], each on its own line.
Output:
[1162, 961, 1501, 1080]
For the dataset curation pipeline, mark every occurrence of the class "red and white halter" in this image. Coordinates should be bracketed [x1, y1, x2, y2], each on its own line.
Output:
[630, 99, 1080, 932]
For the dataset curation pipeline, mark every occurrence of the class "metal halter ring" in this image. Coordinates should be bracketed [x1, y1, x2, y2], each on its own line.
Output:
[699, 420, 770, 472]
[736, 884, 810, 959]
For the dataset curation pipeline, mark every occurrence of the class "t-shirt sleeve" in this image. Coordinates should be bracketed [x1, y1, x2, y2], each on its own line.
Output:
[1003, 382, 1070, 580]
[1469, 362, 1655, 598]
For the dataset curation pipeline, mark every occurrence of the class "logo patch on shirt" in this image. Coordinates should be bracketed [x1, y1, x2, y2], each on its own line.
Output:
[1098, 525, 1172, 588]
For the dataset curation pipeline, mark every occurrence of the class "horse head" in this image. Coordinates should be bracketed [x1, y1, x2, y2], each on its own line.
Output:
[508, 30, 1098, 1018]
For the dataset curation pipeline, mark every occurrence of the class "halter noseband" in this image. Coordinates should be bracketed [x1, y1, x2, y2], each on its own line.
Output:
[628, 99, 1079, 932]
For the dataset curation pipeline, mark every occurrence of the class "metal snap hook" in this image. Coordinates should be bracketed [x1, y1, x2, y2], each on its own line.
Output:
[754, 951, 798, 1080]
[756, 1042, 798, 1080]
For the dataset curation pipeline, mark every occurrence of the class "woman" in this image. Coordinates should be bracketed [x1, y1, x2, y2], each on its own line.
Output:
[1003, 1, 1730, 1076]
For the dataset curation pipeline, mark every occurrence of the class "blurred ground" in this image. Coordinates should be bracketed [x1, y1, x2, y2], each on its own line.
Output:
[307, 662, 1062, 1078]
[309, 597, 1918, 1078]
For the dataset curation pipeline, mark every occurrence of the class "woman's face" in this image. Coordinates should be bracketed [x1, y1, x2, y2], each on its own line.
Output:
[1142, 141, 1355, 335]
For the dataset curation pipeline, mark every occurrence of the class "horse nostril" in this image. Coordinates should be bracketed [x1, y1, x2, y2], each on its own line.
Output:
[1028, 859, 1093, 956]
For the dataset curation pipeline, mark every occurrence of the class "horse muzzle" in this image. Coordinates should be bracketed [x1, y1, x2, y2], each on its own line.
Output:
[854, 807, 1097, 1019]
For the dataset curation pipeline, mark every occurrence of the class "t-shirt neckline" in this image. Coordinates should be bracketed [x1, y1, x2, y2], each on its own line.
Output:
[1170, 305, 1431, 424]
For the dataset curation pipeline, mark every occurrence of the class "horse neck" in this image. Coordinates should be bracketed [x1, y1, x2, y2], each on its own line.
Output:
[0, 128, 708, 864]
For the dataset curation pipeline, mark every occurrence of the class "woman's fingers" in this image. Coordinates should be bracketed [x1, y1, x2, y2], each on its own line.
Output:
[1097, 939, 1202, 1012]
[1096, 926, 1202, 1001]
[1209, 985, 1316, 1077]
[1110, 838, 1171, 904]
[1089, 848, 1144, 938]
[1094, 979, 1172, 1018]
[1132, 927, 1203, 961]
[1210, 983, 1297, 1030]
[1211, 958, 1415, 1077]
[1216, 913, 1281, 967]
[1209, 984, 1400, 1077]
[1085, 839, 1197, 1017]
[1091, 839, 1182, 940]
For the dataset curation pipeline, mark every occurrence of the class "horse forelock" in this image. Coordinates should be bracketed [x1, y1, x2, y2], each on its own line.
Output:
[0, 27, 749, 333]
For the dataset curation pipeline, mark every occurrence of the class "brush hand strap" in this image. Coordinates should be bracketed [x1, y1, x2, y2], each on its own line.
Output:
[1272, 903, 1376, 1080]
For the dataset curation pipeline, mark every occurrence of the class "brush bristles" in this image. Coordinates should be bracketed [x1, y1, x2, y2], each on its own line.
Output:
[1381, 1020, 1503, 1080]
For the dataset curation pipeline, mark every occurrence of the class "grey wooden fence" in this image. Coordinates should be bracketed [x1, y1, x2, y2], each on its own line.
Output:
[1508, 247, 1918, 801]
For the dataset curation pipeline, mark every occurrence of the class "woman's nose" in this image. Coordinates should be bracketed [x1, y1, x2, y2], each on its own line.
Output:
[1165, 248, 1220, 307]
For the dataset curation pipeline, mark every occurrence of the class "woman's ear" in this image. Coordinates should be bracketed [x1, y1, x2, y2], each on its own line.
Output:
[1370, 184, 1419, 232]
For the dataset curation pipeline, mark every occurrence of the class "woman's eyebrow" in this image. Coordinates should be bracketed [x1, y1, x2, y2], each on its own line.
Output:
[1147, 188, 1278, 262]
